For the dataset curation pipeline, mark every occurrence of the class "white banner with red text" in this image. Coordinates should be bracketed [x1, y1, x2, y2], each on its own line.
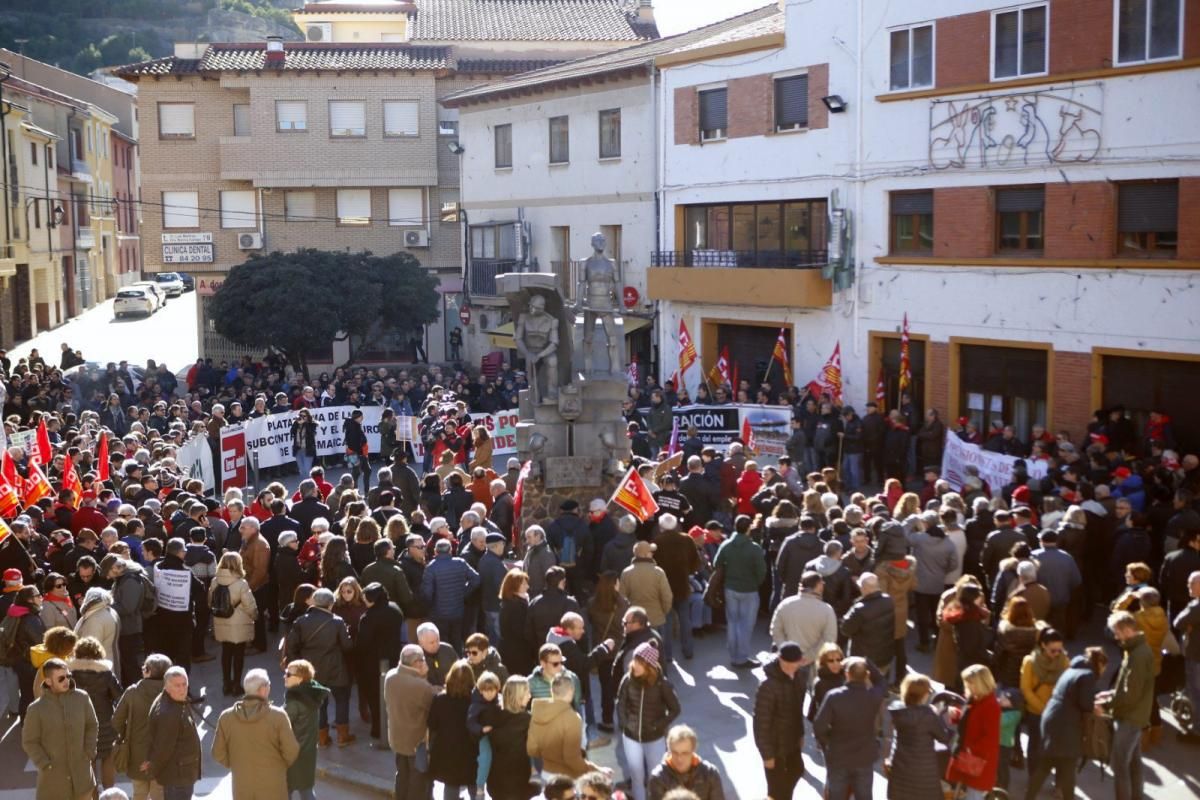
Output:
[940, 430, 1048, 493]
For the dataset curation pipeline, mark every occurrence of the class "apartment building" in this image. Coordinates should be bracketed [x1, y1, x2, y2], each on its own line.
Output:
[651, 0, 1200, 450]
[442, 6, 775, 369]
[118, 0, 659, 366]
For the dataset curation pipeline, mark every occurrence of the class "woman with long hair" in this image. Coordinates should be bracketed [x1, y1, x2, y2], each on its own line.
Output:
[320, 535, 356, 588]
[350, 518, 381, 575]
[487, 676, 534, 799]
[947, 665, 1002, 799]
[886, 673, 953, 800]
[993, 595, 1041, 689]
[384, 514, 410, 548]
[616, 643, 680, 800]
[469, 425, 493, 473]
[1019, 627, 1069, 771]
[882, 477, 903, 512]
[586, 571, 629, 732]
[498, 569, 534, 677]
[429, 660, 480, 798]
[210, 550, 259, 696]
[894, 492, 922, 528]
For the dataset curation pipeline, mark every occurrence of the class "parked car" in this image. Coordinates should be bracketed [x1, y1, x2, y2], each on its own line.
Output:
[114, 287, 156, 318]
[131, 281, 166, 310]
[154, 271, 186, 297]
[177, 272, 196, 292]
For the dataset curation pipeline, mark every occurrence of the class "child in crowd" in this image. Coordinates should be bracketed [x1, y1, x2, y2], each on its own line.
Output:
[467, 670, 503, 800]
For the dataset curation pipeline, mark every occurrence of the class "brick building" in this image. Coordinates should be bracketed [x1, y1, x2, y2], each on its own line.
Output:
[116, 0, 659, 367]
[651, 0, 1200, 451]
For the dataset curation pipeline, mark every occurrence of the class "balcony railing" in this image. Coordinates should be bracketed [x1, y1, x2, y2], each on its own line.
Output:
[70, 160, 92, 182]
[651, 249, 828, 269]
[469, 258, 521, 297]
[76, 226, 95, 249]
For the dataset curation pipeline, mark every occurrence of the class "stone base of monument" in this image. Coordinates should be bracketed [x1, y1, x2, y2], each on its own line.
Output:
[516, 471, 624, 532]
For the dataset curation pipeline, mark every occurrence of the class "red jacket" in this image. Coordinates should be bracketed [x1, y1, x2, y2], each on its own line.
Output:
[948, 692, 1001, 791]
[735, 470, 763, 515]
[70, 506, 109, 535]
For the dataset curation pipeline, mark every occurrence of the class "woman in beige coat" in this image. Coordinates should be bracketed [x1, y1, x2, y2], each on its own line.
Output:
[75, 588, 121, 680]
[209, 552, 259, 697]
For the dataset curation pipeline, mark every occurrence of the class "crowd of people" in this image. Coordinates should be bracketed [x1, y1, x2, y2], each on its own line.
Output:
[1, 343, 1199, 800]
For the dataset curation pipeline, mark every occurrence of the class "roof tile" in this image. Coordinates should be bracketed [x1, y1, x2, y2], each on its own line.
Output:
[410, 0, 656, 42]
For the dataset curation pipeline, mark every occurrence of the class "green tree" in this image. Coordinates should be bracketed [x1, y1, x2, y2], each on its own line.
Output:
[209, 248, 440, 374]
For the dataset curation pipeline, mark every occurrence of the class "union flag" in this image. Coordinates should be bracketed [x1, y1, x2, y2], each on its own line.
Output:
[609, 466, 659, 522]
[0, 479, 19, 519]
[61, 456, 83, 509]
[96, 433, 110, 483]
[22, 462, 53, 507]
[771, 328, 793, 386]
[34, 418, 52, 468]
[708, 345, 731, 389]
[741, 415, 757, 455]
[899, 313, 912, 398]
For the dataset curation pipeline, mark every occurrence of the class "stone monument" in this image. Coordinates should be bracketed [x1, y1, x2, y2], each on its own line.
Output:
[497, 259, 632, 531]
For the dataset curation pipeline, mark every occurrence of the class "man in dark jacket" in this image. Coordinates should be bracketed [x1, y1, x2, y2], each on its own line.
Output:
[600, 516, 639, 576]
[1161, 527, 1200, 623]
[1174, 571, 1200, 740]
[361, 538, 415, 617]
[654, 513, 702, 660]
[399, 534, 429, 643]
[916, 409, 947, 471]
[753, 642, 807, 800]
[284, 588, 354, 746]
[489, 479, 515, 542]
[146, 667, 202, 797]
[546, 500, 591, 594]
[290, 481, 331, 545]
[774, 516, 823, 604]
[981, 510, 1023, 589]
[440, 474, 473, 531]
[420, 538, 480, 651]
[679, 456, 720, 529]
[841, 573, 896, 674]
[477, 532, 509, 642]
[839, 406, 864, 493]
[154, 539, 205, 678]
[861, 401, 887, 487]
[390, 448, 422, 515]
[647, 724, 725, 800]
[274, 532, 303, 619]
[812, 657, 888, 799]
[526, 566, 582, 646]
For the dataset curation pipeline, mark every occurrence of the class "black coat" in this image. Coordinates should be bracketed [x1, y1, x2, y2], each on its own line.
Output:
[617, 673, 681, 742]
[355, 601, 404, 669]
[887, 703, 953, 800]
[812, 663, 888, 770]
[525, 587, 581, 646]
[274, 549, 303, 612]
[842, 591, 896, 669]
[284, 607, 353, 687]
[487, 709, 532, 799]
[884, 426, 910, 468]
[499, 596, 535, 677]
[428, 693, 477, 786]
[291, 420, 318, 457]
[775, 531, 822, 598]
[1039, 655, 1099, 759]
[679, 473, 720, 529]
[291, 497, 332, 544]
[753, 658, 807, 769]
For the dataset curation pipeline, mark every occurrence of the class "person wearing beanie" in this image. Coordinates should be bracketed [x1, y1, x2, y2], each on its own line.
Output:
[653, 512, 700, 662]
[754, 641, 808, 800]
[616, 641, 680, 800]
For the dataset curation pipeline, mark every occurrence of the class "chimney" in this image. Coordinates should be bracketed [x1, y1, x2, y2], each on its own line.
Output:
[265, 36, 286, 66]
[637, 0, 654, 24]
[174, 42, 210, 59]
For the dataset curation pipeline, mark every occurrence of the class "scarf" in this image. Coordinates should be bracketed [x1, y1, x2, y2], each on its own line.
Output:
[47, 593, 73, 609]
[1032, 649, 1068, 686]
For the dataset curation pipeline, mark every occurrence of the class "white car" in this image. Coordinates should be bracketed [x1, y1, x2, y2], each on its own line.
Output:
[114, 287, 157, 318]
[131, 280, 166, 310]
[154, 271, 186, 297]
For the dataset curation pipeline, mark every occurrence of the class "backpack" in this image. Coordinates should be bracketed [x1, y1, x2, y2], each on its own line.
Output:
[210, 582, 235, 619]
[1081, 712, 1113, 774]
[134, 573, 158, 617]
[0, 614, 21, 666]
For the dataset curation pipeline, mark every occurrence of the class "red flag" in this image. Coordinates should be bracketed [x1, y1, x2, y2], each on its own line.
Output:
[771, 328, 793, 386]
[731, 361, 740, 396]
[1, 449, 18, 492]
[875, 366, 887, 413]
[816, 342, 844, 405]
[96, 434, 110, 483]
[609, 466, 659, 522]
[0, 518, 11, 543]
[741, 415, 757, 455]
[22, 462, 53, 507]
[899, 313, 912, 398]
[61, 456, 83, 509]
[34, 418, 52, 467]
[708, 345, 731, 389]
[0, 479, 19, 519]
[510, 460, 532, 546]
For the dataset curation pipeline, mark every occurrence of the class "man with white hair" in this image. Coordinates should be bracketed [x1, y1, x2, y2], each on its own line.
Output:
[1014, 559, 1051, 622]
[285, 588, 355, 746]
[841, 572, 896, 676]
[145, 667, 201, 799]
[386, 644, 436, 798]
[239, 516, 271, 652]
[415, 622, 458, 687]
[212, 667, 300, 798]
[1174, 571, 1200, 741]
[523, 524, 558, 597]
[489, 477, 515, 539]
[420, 538, 479, 651]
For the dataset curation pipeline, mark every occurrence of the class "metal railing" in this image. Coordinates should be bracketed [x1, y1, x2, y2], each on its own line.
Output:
[76, 226, 96, 249]
[650, 249, 828, 269]
[469, 258, 521, 296]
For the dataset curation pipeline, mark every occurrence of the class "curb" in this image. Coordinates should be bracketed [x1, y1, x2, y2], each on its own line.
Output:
[316, 760, 394, 797]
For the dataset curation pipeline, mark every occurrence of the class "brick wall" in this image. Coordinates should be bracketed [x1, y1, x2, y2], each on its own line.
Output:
[673, 86, 698, 146]
[808, 63, 829, 130]
[1050, 0, 1112, 73]
[927, 340, 950, 416]
[1178, 177, 1200, 260]
[728, 74, 772, 138]
[935, 12, 990, 89]
[1052, 350, 1092, 439]
[1044, 181, 1115, 259]
[933, 187, 993, 258]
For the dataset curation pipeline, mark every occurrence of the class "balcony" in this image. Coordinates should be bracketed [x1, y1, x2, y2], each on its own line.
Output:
[70, 159, 92, 183]
[0, 244, 14, 278]
[76, 226, 96, 250]
[469, 258, 521, 300]
[648, 249, 832, 308]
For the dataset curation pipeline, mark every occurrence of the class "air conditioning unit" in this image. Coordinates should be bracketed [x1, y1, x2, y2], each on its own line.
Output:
[404, 229, 429, 248]
[306, 22, 332, 42]
[238, 232, 264, 250]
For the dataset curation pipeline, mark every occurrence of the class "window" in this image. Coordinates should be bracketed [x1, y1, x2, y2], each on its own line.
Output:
[959, 344, 1047, 439]
[47, 146, 53, 170]
[233, 104, 251, 136]
[162, 191, 199, 228]
[774, 74, 809, 131]
[890, 24, 934, 90]
[549, 116, 569, 164]
[470, 225, 519, 260]
[383, 100, 419, 137]
[680, 199, 828, 267]
[698, 88, 727, 141]
[889, 191, 934, 253]
[336, 189, 371, 225]
[158, 103, 195, 138]
[598, 109, 621, 158]
[220, 190, 256, 229]
[388, 188, 424, 226]
[1116, 0, 1183, 64]
[439, 119, 458, 137]
[86, 124, 94, 152]
[276, 101, 307, 131]
[993, 4, 1047, 79]
[600, 224, 622, 264]
[1118, 180, 1178, 256]
[329, 100, 366, 137]
[440, 189, 460, 223]
[30, 142, 37, 166]
[285, 191, 315, 222]
[995, 186, 1044, 252]
[33, 199, 40, 229]
[494, 123, 512, 168]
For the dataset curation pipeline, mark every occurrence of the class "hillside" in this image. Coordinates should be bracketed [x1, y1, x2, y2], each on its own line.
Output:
[0, 0, 301, 77]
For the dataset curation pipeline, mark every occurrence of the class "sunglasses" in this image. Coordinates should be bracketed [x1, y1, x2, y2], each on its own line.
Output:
[466, 650, 482, 657]
[546, 660, 563, 667]
[52, 583, 66, 589]
[53, 673, 72, 683]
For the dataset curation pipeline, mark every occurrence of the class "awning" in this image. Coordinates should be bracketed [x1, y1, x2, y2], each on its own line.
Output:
[485, 322, 515, 350]
[623, 316, 651, 335]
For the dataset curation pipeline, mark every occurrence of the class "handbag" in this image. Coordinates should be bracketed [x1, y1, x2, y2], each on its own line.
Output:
[1163, 627, 1181, 656]
[948, 748, 987, 778]
[703, 563, 726, 610]
[113, 734, 130, 773]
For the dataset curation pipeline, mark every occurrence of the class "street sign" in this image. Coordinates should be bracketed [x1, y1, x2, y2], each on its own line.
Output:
[459, 306, 471, 325]
[623, 286, 640, 308]
[161, 232, 213, 244]
[196, 277, 225, 296]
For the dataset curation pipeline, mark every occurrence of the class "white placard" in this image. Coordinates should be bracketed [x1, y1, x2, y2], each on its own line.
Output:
[163, 243, 214, 263]
[162, 232, 213, 244]
[941, 430, 1048, 493]
[154, 568, 192, 612]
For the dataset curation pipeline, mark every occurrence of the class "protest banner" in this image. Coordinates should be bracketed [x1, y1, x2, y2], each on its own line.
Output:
[941, 430, 1047, 492]
[154, 568, 192, 612]
[640, 404, 793, 460]
[176, 433, 216, 494]
[220, 423, 247, 491]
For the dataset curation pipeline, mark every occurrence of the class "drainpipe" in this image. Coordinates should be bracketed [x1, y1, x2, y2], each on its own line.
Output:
[851, 0, 865, 360]
[0, 63, 12, 251]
